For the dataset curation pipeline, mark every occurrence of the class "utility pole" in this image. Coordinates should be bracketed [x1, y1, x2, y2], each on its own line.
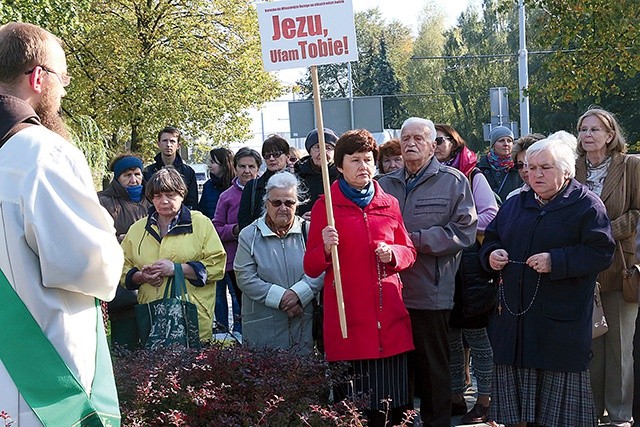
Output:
[518, 0, 530, 135]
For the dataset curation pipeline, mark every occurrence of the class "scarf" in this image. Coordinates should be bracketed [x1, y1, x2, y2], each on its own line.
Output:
[338, 177, 374, 208]
[486, 149, 514, 171]
[126, 185, 144, 202]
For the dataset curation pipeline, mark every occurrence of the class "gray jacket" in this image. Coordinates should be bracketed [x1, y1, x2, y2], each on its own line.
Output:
[234, 216, 323, 353]
[378, 158, 477, 310]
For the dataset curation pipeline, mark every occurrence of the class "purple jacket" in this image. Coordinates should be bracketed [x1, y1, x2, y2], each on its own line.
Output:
[213, 178, 243, 272]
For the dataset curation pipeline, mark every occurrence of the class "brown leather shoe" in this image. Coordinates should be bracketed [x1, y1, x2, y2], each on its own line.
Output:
[460, 402, 489, 424]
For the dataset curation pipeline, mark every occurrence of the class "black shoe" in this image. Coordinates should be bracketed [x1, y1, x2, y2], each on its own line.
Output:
[452, 399, 467, 416]
[460, 403, 489, 424]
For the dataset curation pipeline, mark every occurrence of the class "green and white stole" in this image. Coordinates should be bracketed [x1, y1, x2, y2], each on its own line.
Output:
[0, 269, 120, 426]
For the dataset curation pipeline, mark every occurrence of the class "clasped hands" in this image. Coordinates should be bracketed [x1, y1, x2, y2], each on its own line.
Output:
[489, 249, 551, 273]
[279, 289, 303, 318]
[140, 258, 175, 287]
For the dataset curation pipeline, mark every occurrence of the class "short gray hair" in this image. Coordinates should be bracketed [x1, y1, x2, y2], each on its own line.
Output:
[262, 171, 308, 209]
[525, 137, 576, 179]
[400, 117, 437, 141]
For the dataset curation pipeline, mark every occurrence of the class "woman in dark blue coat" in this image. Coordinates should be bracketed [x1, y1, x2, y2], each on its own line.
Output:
[480, 136, 615, 427]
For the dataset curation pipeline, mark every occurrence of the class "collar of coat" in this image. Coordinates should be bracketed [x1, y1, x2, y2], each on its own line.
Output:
[144, 204, 193, 243]
[152, 151, 186, 168]
[255, 215, 304, 237]
[383, 156, 442, 189]
[329, 179, 395, 210]
[0, 94, 41, 145]
[575, 151, 626, 205]
[518, 178, 592, 212]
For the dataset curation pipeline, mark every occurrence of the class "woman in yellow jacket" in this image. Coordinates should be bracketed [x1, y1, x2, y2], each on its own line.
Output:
[121, 166, 226, 342]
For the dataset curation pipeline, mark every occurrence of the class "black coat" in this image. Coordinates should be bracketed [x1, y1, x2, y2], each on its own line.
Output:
[294, 156, 338, 216]
[143, 153, 198, 209]
[477, 154, 523, 204]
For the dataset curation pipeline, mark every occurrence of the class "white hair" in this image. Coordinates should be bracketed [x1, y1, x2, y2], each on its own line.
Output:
[262, 171, 308, 208]
[546, 130, 578, 158]
[525, 137, 576, 179]
[400, 117, 437, 141]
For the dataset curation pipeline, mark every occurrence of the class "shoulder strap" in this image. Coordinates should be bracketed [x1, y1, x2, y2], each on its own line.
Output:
[0, 122, 36, 149]
[0, 269, 119, 426]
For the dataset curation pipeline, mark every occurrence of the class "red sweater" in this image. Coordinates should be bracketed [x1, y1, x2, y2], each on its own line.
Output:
[304, 180, 416, 362]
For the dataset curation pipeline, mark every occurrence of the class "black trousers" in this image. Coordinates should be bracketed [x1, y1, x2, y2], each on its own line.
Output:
[408, 309, 452, 427]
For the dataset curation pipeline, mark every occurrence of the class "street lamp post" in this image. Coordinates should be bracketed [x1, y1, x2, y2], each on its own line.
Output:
[518, 0, 530, 135]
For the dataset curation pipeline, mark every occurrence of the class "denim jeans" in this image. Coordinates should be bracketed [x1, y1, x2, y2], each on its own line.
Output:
[214, 272, 241, 333]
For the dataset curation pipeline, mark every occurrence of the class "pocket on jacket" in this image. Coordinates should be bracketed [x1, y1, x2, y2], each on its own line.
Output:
[542, 301, 579, 321]
[414, 197, 448, 215]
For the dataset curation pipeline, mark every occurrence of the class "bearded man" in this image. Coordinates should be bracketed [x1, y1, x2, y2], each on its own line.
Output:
[0, 22, 124, 426]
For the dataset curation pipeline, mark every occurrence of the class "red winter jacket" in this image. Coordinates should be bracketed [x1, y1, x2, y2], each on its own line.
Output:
[304, 180, 416, 362]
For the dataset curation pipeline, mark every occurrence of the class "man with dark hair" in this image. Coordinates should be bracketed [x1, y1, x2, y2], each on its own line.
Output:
[0, 22, 124, 425]
[143, 125, 198, 209]
[379, 117, 477, 427]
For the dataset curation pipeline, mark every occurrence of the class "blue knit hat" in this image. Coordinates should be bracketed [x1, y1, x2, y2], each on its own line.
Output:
[489, 126, 514, 147]
[113, 156, 144, 179]
[305, 128, 338, 152]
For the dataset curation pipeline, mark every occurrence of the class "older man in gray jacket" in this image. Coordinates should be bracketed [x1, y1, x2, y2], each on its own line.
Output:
[379, 117, 477, 427]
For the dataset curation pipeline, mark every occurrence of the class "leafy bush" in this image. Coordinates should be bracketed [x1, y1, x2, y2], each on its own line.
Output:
[114, 344, 371, 426]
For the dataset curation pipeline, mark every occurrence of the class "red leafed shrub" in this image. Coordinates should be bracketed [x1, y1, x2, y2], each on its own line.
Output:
[113, 343, 369, 426]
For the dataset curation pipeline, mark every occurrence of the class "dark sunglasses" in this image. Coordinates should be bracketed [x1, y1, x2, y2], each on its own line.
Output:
[263, 151, 284, 160]
[435, 136, 451, 145]
[514, 161, 525, 170]
[268, 199, 296, 208]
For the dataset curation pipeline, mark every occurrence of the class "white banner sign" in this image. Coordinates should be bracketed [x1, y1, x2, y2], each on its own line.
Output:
[257, 0, 358, 71]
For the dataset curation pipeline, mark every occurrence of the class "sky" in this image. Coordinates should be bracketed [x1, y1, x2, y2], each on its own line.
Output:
[242, 0, 480, 150]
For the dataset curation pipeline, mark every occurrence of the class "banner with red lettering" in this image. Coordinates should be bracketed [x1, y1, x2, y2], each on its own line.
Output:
[257, 0, 358, 71]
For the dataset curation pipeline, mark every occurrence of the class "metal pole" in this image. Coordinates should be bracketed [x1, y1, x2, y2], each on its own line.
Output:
[518, 0, 530, 135]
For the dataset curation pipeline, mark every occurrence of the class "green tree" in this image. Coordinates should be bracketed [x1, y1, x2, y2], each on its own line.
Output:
[295, 7, 413, 130]
[439, 0, 517, 150]
[65, 0, 281, 157]
[1, 0, 282, 162]
[403, 2, 449, 123]
[359, 36, 406, 129]
[529, 0, 639, 103]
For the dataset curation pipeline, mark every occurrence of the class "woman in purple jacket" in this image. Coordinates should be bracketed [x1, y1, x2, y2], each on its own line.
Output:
[212, 148, 261, 336]
[480, 137, 615, 427]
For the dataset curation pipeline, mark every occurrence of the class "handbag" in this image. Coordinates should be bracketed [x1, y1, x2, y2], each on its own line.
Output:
[135, 263, 202, 350]
[457, 239, 498, 318]
[592, 282, 609, 339]
[619, 243, 640, 304]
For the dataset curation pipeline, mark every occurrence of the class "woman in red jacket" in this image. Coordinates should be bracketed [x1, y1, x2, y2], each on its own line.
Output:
[304, 129, 416, 426]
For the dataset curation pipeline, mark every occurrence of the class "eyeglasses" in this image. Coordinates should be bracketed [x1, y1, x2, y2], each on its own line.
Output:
[311, 144, 335, 152]
[435, 136, 451, 145]
[24, 65, 71, 87]
[289, 157, 299, 163]
[578, 127, 604, 135]
[268, 199, 296, 208]
[514, 161, 525, 170]
[263, 151, 284, 160]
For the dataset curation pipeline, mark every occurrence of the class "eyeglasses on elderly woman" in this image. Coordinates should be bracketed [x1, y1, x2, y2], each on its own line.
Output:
[267, 199, 296, 208]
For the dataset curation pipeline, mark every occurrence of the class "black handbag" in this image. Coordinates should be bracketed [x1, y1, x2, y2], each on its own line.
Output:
[135, 263, 202, 350]
[457, 240, 498, 318]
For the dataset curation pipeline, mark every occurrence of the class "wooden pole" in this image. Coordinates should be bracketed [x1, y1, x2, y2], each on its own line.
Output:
[310, 65, 348, 339]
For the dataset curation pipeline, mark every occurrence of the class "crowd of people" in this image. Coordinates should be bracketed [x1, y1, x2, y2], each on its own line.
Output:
[2, 20, 640, 427]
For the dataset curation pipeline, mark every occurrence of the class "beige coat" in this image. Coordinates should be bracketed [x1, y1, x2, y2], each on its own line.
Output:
[576, 152, 640, 292]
